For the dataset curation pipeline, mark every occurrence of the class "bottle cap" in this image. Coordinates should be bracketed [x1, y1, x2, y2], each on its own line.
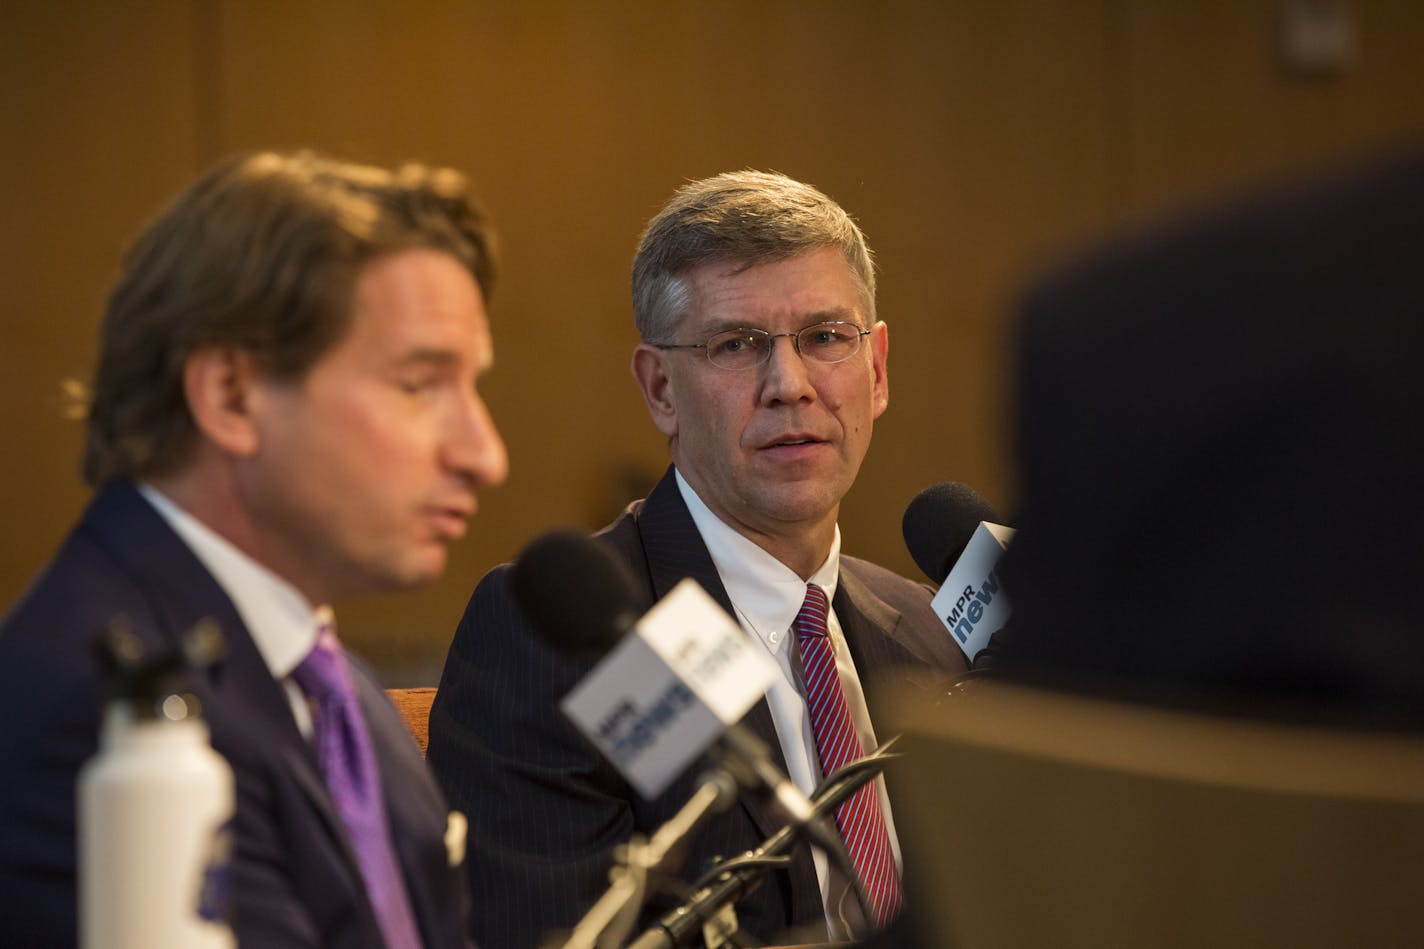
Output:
[94, 619, 225, 722]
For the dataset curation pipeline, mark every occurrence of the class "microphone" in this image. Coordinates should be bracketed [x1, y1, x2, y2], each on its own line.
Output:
[511, 528, 645, 657]
[513, 530, 796, 806]
[902, 483, 1015, 663]
[902, 482, 1000, 581]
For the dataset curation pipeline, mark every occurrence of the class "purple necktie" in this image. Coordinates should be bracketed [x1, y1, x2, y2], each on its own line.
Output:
[793, 584, 904, 927]
[292, 625, 424, 949]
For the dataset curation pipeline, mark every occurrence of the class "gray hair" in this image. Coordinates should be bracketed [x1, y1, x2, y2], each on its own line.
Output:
[631, 170, 876, 341]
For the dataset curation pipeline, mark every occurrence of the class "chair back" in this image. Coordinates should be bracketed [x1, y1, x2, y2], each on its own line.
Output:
[385, 687, 437, 757]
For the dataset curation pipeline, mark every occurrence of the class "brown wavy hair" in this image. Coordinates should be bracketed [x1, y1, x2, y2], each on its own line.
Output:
[82, 150, 497, 485]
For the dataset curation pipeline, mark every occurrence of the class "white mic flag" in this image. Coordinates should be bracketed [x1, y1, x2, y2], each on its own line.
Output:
[930, 521, 1015, 662]
[561, 578, 779, 798]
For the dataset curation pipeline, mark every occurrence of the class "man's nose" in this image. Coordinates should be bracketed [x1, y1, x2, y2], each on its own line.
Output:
[759, 333, 816, 404]
[445, 391, 509, 488]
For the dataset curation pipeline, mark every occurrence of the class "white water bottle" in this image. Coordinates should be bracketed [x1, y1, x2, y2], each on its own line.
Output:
[78, 624, 236, 949]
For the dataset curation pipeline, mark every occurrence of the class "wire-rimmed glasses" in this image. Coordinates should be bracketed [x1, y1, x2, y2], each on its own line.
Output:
[650, 321, 871, 371]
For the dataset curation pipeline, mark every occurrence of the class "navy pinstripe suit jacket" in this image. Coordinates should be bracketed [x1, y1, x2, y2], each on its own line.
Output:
[428, 466, 965, 948]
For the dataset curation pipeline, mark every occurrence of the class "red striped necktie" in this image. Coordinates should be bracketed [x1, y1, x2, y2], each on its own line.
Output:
[793, 583, 904, 927]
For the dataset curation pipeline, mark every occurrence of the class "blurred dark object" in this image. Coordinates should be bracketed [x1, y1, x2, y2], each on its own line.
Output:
[880, 675, 1424, 949]
[995, 144, 1424, 728]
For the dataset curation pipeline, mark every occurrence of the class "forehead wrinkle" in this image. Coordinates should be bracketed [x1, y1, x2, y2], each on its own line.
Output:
[689, 306, 862, 337]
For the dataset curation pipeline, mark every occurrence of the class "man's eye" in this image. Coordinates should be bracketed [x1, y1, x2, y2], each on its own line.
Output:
[807, 325, 849, 345]
[714, 335, 756, 355]
[398, 378, 435, 394]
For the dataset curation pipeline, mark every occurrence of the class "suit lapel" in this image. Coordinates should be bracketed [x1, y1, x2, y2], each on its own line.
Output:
[278, 660, 434, 943]
[835, 565, 949, 717]
[282, 742, 361, 864]
[358, 668, 452, 948]
[83, 482, 380, 938]
[82, 483, 258, 683]
[632, 469, 793, 841]
[82, 484, 313, 755]
[279, 736, 388, 943]
[635, 470, 734, 608]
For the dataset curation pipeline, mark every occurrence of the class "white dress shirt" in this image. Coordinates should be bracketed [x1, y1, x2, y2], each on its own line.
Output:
[673, 470, 902, 934]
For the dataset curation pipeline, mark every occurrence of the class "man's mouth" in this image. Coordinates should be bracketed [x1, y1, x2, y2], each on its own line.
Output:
[427, 502, 475, 539]
[763, 434, 824, 450]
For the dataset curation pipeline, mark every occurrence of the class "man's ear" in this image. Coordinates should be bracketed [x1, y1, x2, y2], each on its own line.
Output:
[630, 344, 679, 438]
[182, 347, 263, 457]
[869, 320, 890, 419]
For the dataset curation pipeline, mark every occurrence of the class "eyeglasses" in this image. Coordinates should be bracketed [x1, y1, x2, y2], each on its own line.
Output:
[650, 321, 872, 371]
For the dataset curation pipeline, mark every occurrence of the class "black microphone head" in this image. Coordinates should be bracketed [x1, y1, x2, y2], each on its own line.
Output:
[902, 482, 1001, 582]
[510, 529, 646, 657]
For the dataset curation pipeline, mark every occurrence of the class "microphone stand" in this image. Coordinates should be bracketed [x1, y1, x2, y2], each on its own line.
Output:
[627, 738, 901, 949]
[559, 772, 739, 949]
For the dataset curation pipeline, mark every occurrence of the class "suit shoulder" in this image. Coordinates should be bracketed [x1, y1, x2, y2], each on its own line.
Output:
[840, 554, 933, 606]
[592, 498, 651, 571]
[455, 496, 648, 628]
[2, 524, 156, 668]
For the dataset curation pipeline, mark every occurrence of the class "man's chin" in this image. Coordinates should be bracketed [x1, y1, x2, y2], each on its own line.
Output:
[754, 487, 842, 528]
[351, 549, 450, 597]
[400, 549, 450, 588]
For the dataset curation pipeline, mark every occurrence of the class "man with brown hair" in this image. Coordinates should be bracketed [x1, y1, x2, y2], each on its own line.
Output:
[0, 151, 507, 947]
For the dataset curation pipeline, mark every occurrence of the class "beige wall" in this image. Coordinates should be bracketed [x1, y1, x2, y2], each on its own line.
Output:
[3, 1, 1422, 680]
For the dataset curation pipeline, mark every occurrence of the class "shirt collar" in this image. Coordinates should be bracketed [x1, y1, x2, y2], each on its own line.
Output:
[138, 484, 324, 678]
[674, 467, 840, 654]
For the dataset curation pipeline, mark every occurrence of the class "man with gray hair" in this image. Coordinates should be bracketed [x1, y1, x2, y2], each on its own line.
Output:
[429, 170, 965, 947]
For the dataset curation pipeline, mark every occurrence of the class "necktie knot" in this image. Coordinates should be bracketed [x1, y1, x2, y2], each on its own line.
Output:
[795, 583, 831, 640]
[291, 625, 349, 706]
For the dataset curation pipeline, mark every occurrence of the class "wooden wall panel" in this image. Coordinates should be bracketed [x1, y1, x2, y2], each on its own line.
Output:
[2, 1, 1421, 680]
[204, 2, 1113, 674]
[1118, 0, 1424, 217]
[0, 0, 199, 605]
